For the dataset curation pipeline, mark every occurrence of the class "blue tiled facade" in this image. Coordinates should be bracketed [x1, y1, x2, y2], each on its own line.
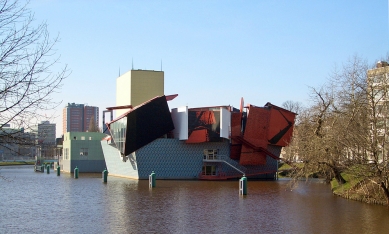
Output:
[136, 139, 230, 179]
[201, 145, 280, 180]
[102, 138, 280, 180]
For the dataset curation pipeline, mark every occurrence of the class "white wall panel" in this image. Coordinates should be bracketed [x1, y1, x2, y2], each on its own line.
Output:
[220, 107, 231, 139]
[171, 106, 188, 140]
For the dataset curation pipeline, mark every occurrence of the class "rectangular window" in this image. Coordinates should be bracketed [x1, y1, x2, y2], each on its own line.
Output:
[81, 136, 85, 140]
[63, 148, 69, 160]
[80, 148, 88, 156]
[202, 165, 216, 176]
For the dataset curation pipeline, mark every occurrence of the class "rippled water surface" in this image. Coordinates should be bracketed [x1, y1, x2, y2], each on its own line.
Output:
[1, 166, 388, 234]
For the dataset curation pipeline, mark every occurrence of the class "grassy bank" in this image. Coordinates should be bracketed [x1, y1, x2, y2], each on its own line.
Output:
[0, 161, 35, 166]
[331, 173, 386, 205]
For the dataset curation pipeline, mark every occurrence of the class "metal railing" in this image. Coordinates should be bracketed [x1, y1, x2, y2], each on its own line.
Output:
[203, 154, 226, 161]
[202, 155, 245, 175]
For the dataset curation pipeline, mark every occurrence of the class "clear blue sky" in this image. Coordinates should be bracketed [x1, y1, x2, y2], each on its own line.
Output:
[29, 0, 389, 137]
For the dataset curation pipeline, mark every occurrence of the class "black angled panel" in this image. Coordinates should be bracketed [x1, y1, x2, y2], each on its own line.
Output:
[124, 96, 174, 155]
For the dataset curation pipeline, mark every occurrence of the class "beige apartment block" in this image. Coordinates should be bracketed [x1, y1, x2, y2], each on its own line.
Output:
[368, 61, 389, 104]
[116, 70, 164, 116]
[367, 61, 389, 163]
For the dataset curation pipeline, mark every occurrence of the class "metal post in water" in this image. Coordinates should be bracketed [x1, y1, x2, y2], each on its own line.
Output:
[239, 175, 247, 195]
[74, 166, 79, 179]
[46, 165, 50, 174]
[149, 171, 156, 188]
[102, 168, 108, 183]
[57, 166, 60, 176]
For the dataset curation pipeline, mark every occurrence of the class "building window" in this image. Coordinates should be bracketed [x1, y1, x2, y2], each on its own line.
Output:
[202, 165, 216, 176]
[64, 148, 69, 160]
[89, 137, 92, 140]
[80, 148, 88, 156]
[81, 136, 85, 140]
[203, 149, 219, 160]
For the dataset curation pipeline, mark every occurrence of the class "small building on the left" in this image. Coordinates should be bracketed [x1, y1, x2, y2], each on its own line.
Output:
[0, 125, 36, 160]
[60, 132, 107, 173]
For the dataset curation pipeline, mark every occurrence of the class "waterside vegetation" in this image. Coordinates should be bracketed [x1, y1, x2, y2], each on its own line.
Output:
[0, 161, 34, 166]
[331, 172, 388, 205]
[281, 55, 389, 206]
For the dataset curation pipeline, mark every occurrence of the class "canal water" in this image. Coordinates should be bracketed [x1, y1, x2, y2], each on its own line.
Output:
[0, 166, 388, 234]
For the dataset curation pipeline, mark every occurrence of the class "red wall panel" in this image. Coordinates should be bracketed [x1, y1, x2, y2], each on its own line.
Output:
[239, 143, 267, 165]
[268, 107, 295, 147]
[230, 144, 242, 160]
[244, 106, 270, 141]
[230, 112, 242, 137]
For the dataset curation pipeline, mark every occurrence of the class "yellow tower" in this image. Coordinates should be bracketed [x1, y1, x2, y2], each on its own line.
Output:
[116, 69, 164, 116]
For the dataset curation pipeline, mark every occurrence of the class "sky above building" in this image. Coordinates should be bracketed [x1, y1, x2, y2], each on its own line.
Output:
[29, 0, 389, 137]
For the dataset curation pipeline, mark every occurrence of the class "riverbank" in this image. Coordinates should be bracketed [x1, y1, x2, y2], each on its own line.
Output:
[331, 174, 387, 206]
[0, 161, 35, 166]
[278, 163, 388, 206]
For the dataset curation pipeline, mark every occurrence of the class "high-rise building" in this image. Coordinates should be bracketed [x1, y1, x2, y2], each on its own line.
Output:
[84, 105, 99, 131]
[116, 69, 164, 116]
[37, 121, 56, 145]
[63, 103, 99, 133]
[30, 120, 56, 158]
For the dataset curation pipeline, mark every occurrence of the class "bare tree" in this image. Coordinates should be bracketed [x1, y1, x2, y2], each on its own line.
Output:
[282, 100, 303, 115]
[87, 115, 100, 132]
[286, 55, 389, 205]
[288, 86, 348, 184]
[346, 58, 389, 205]
[0, 0, 68, 157]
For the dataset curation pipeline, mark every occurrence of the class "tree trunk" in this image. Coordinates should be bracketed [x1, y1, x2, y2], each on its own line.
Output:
[319, 161, 346, 184]
[332, 166, 346, 185]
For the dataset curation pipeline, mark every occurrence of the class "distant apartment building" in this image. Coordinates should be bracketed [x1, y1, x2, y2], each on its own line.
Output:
[63, 103, 99, 133]
[32, 121, 56, 158]
[0, 126, 36, 159]
[367, 61, 389, 162]
[367, 61, 389, 128]
[37, 121, 56, 145]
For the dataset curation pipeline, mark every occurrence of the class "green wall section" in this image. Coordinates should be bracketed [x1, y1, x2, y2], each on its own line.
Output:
[61, 132, 107, 173]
